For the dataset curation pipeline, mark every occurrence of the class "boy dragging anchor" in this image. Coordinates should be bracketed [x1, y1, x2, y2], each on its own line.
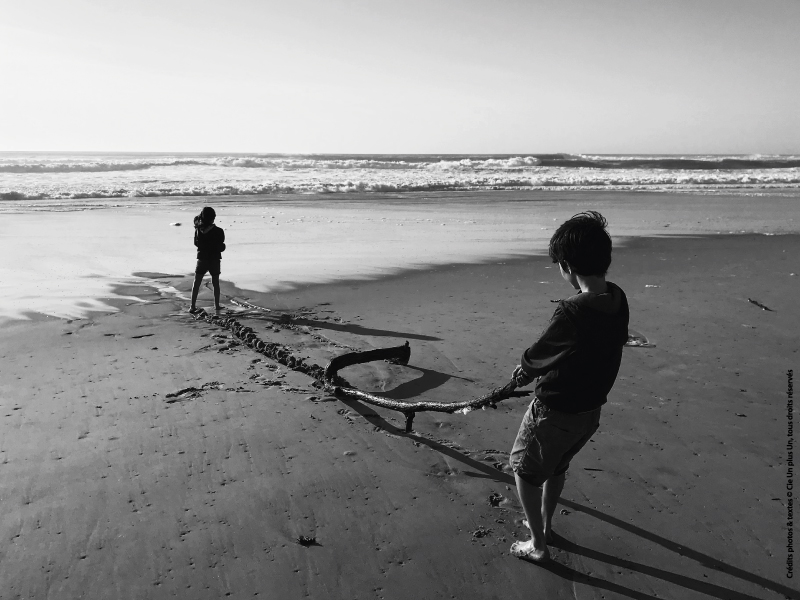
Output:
[190, 206, 226, 314]
[508, 211, 629, 562]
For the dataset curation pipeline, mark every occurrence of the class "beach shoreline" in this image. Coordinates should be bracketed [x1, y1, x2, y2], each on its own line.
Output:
[2, 231, 797, 598]
[2, 189, 799, 324]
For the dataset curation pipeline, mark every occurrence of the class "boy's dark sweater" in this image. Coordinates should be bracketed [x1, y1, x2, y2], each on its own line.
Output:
[194, 225, 226, 261]
[520, 281, 629, 413]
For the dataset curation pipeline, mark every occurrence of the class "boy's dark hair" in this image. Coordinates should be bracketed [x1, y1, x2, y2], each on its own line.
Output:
[548, 211, 612, 276]
[200, 207, 216, 223]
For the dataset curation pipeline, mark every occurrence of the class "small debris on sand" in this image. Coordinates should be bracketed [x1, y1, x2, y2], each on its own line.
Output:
[165, 386, 203, 400]
[296, 535, 318, 547]
[625, 332, 655, 347]
[164, 381, 224, 402]
[471, 526, 492, 539]
[747, 298, 774, 311]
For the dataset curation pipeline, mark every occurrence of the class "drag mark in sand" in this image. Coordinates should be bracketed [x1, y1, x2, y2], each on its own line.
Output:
[186, 309, 529, 433]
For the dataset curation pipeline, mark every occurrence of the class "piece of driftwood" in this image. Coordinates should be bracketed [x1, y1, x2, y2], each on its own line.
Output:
[190, 309, 521, 432]
[322, 343, 519, 431]
[324, 342, 411, 381]
[328, 381, 519, 432]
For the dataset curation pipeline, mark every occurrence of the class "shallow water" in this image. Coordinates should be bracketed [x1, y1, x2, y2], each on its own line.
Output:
[1, 190, 799, 322]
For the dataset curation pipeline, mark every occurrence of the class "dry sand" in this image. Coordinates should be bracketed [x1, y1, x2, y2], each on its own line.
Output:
[1, 230, 798, 599]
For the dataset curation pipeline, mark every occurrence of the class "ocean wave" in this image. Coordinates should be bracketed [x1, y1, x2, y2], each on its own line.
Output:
[545, 154, 800, 170]
[210, 156, 544, 170]
[0, 156, 431, 173]
[0, 155, 546, 174]
[4, 153, 800, 174]
[3, 152, 800, 201]
[3, 172, 800, 202]
[211, 157, 423, 170]
[0, 159, 208, 174]
[0, 162, 158, 173]
[425, 156, 542, 170]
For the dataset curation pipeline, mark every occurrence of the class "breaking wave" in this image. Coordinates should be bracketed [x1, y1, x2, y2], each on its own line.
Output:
[3, 152, 800, 174]
[3, 173, 800, 202]
[0, 155, 547, 174]
[2, 152, 799, 200]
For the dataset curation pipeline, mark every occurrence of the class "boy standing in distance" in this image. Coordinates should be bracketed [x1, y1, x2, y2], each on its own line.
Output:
[190, 206, 226, 313]
[508, 211, 629, 562]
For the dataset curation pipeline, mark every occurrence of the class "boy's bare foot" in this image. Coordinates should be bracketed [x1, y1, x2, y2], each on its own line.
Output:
[189, 307, 202, 314]
[214, 305, 224, 311]
[522, 519, 554, 544]
[510, 539, 550, 562]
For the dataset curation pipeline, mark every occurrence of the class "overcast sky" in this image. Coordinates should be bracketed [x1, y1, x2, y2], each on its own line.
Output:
[1, 0, 798, 154]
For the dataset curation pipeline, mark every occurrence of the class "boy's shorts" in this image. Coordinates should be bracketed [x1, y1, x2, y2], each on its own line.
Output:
[195, 259, 221, 277]
[509, 397, 601, 487]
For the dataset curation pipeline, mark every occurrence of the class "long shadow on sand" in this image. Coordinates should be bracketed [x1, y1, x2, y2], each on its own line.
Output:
[340, 397, 797, 600]
[292, 317, 441, 341]
[380, 366, 474, 400]
[544, 533, 789, 600]
[552, 501, 799, 600]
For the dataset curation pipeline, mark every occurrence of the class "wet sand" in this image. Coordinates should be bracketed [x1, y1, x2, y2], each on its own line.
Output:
[1, 231, 798, 599]
[3, 189, 800, 323]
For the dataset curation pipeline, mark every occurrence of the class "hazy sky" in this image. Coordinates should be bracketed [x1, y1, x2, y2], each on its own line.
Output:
[1, 0, 798, 154]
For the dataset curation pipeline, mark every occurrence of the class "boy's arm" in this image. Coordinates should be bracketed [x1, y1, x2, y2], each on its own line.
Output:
[517, 306, 576, 380]
[512, 365, 535, 387]
[218, 229, 226, 253]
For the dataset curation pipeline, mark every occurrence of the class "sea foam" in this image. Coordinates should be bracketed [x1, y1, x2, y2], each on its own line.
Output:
[1, 152, 799, 202]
